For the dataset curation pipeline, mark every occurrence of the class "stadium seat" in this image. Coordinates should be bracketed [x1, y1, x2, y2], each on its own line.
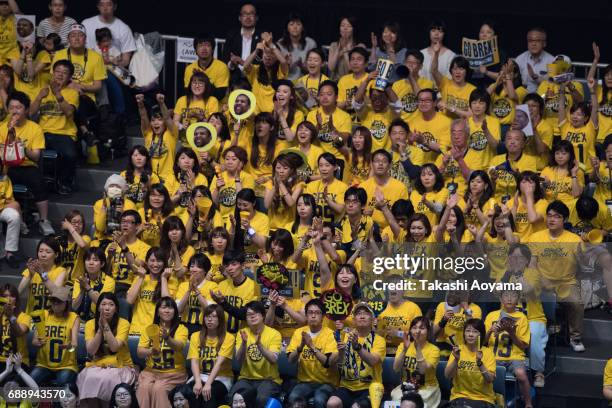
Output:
[128, 335, 146, 368]
[41, 150, 59, 193]
[382, 356, 400, 388]
[77, 331, 87, 367]
[278, 350, 297, 378]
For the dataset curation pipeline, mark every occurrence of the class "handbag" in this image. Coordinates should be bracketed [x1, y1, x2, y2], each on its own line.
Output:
[2, 128, 25, 167]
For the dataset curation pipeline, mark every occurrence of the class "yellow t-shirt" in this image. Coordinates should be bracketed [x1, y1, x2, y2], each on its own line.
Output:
[72, 272, 116, 319]
[484, 232, 521, 281]
[489, 153, 538, 202]
[120, 171, 160, 210]
[286, 326, 339, 384]
[84, 318, 132, 368]
[129, 275, 161, 335]
[359, 107, 393, 151]
[466, 115, 501, 171]
[526, 229, 581, 282]
[338, 332, 386, 391]
[491, 86, 528, 125]
[22, 265, 66, 315]
[59, 236, 92, 286]
[560, 120, 597, 173]
[305, 178, 349, 224]
[593, 162, 612, 206]
[306, 107, 352, 160]
[360, 177, 410, 229]
[144, 129, 177, 182]
[236, 325, 282, 383]
[0, 175, 12, 209]
[35, 311, 78, 372]
[434, 302, 482, 347]
[485, 309, 530, 361]
[246, 65, 287, 113]
[337, 72, 368, 118]
[525, 119, 554, 171]
[537, 80, 583, 134]
[435, 153, 468, 197]
[377, 301, 422, 347]
[410, 189, 448, 228]
[0, 15, 17, 64]
[183, 59, 230, 90]
[301, 247, 342, 299]
[105, 239, 151, 286]
[540, 166, 584, 210]
[0, 120, 45, 167]
[604, 358, 612, 386]
[217, 277, 259, 334]
[0, 313, 31, 365]
[448, 345, 496, 404]
[37, 87, 80, 138]
[240, 140, 281, 197]
[295, 74, 329, 109]
[138, 323, 188, 373]
[276, 110, 305, 150]
[343, 155, 371, 186]
[187, 331, 235, 378]
[52, 48, 107, 101]
[175, 279, 218, 325]
[394, 342, 440, 387]
[596, 88, 611, 143]
[264, 181, 304, 231]
[507, 197, 548, 242]
[242, 211, 270, 266]
[439, 77, 476, 118]
[407, 112, 452, 165]
[393, 77, 435, 123]
[175, 96, 220, 129]
[289, 145, 323, 181]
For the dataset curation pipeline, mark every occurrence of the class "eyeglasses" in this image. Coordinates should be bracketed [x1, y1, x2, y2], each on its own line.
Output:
[306, 310, 322, 316]
[120, 220, 136, 225]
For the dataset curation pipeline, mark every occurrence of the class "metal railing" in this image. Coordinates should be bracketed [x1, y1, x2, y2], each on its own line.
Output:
[157, 34, 608, 104]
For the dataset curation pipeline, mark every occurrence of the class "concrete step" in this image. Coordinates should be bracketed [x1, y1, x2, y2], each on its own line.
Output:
[537, 372, 608, 408]
[74, 160, 125, 192]
[48, 191, 96, 225]
[583, 312, 612, 342]
[555, 338, 609, 375]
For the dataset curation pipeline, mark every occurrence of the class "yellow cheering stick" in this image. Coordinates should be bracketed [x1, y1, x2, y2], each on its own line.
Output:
[146, 324, 161, 351]
[240, 211, 250, 220]
[30, 310, 46, 339]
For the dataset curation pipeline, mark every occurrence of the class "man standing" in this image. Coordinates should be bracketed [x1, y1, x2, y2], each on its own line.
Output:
[81, 0, 135, 68]
[515, 28, 555, 93]
[184, 35, 229, 101]
[223, 3, 262, 83]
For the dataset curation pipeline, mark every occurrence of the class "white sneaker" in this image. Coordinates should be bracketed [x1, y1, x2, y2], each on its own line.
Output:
[39, 219, 55, 236]
[570, 339, 585, 352]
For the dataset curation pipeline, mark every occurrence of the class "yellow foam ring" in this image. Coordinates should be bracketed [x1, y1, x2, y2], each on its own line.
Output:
[587, 229, 603, 243]
[228, 89, 256, 121]
[240, 211, 250, 220]
[186, 122, 217, 153]
[195, 196, 212, 219]
[368, 382, 384, 408]
[146, 324, 161, 350]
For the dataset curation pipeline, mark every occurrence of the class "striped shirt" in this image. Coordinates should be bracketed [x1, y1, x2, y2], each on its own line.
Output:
[36, 16, 78, 45]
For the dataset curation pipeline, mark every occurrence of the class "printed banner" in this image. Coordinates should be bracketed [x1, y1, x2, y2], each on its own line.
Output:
[176, 37, 197, 63]
[462, 36, 500, 68]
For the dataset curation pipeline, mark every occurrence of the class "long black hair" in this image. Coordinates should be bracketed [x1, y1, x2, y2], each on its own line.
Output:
[251, 112, 278, 168]
[207, 112, 231, 142]
[173, 147, 201, 179]
[153, 296, 181, 337]
[126, 145, 153, 184]
[93, 293, 120, 359]
[292, 193, 316, 234]
[145, 247, 168, 304]
[464, 170, 494, 210]
[144, 183, 174, 219]
[160, 216, 189, 256]
[414, 163, 444, 194]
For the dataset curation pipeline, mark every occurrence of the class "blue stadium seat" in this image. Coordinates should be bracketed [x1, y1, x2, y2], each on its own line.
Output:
[77, 332, 87, 367]
[493, 365, 506, 396]
[128, 335, 146, 368]
[382, 356, 400, 388]
[278, 351, 297, 378]
[436, 360, 452, 397]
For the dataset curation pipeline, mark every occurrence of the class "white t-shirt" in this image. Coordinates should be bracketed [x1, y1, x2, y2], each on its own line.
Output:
[419, 46, 456, 81]
[81, 15, 136, 54]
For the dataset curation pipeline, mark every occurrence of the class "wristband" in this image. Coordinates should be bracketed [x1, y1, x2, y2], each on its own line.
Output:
[353, 342, 362, 352]
[235, 179, 241, 183]
[9, 316, 17, 324]
[439, 318, 448, 328]
[476, 359, 483, 367]
[323, 353, 331, 368]
[121, 247, 129, 254]
[41, 272, 49, 281]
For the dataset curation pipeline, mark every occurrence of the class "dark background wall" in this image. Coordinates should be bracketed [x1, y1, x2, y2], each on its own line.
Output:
[26, 0, 611, 63]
